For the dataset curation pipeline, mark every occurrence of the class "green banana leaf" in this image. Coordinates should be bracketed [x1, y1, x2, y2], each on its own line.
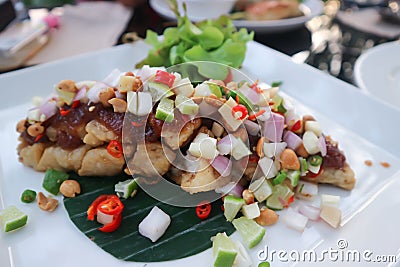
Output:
[63, 173, 235, 262]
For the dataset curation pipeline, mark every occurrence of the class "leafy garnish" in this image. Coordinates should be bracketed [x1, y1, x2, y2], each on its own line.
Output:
[135, 0, 254, 69]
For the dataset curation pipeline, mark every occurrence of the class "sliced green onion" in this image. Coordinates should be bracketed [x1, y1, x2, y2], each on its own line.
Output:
[309, 155, 323, 167]
[21, 189, 37, 203]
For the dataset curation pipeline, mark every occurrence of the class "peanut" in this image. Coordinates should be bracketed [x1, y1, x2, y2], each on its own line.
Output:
[108, 98, 127, 113]
[37, 192, 58, 212]
[280, 148, 300, 170]
[255, 207, 279, 226]
[59, 180, 81, 198]
[242, 189, 255, 204]
[295, 143, 309, 158]
[99, 87, 115, 107]
[57, 80, 77, 93]
[27, 123, 44, 137]
[256, 137, 265, 157]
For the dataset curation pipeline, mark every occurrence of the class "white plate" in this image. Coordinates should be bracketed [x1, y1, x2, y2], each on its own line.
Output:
[1, 41, 400, 267]
[354, 41, 400, 110]
[149, 0, 324, 33]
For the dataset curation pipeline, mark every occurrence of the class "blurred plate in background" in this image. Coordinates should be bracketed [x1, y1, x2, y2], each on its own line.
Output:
[149, 0, 324, 33]
[354, 41, 400, 109]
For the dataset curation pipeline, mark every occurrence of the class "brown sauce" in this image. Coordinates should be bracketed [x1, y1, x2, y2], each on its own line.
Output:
[322, 140, 346, 169]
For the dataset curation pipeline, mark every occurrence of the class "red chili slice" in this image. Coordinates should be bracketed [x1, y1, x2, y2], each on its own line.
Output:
[196, 201, 211, 220]
[154, 70, 175, 87]
[98, 213, 122, 233]
[34, 133, 44, 143]
[87, 195, 113, 221]
[107, 140, 123, 158]
[71, 100, 80, 109]
[291, 120, 302, 132]
[97, 196, 124, 215]
[308, 166, 324, 178]
[60, 107, 71, 116]
[232, 104, 248, 120]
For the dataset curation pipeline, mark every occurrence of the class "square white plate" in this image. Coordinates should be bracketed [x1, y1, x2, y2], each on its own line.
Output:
[1, 41, 399, 267]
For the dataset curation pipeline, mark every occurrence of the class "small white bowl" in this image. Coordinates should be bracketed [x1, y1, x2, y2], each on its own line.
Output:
[176, 0, 236, 21]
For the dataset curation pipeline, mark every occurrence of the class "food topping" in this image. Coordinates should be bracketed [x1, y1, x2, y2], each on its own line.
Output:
[37, 192, 59, 212]
[138, 206, 171, 242]
[196, 201, 212, 220]
[21, 189, 37, 203]
[59, 180, 81, 198]
[0, 206, 28, 232]
[87, 194, 124, 233]
[42, 169, 69, 195]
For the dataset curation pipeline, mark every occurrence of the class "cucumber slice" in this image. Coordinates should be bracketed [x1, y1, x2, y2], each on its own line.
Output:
[148, 81, 173, 102]
[232, 217, 265, 248]
[241, 202, 260, 219]
[42, 169, 69, 195]
[175, 95, 199, 115]
[212, 232, 238, 267]
[115, 178, 138, 199]
[287, 170, 300, 187]
[0, 206, 28, 232]
[231, 137, 252, 160]
[299, 157, 308, 176]
[249, 179, 273, 202]
[273, 170, 287, 185]
[224, 195, 245, 222]
[266, 184, 294, 211]
[155, 97, 174, 122]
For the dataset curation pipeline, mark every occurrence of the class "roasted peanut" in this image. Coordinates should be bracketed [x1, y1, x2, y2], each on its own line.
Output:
[295, 143, 309, 158]
[27, 123, 44, 137]
[280, 148, 300, 170]
[99, 87, 115, 107]
[57, 80, 77, 93]
[302, 115, 315, 125]
[256, 137, 265, 157]
[242, 189, 255, 204]
[255, 207, 279, 226]
[16, 119, 27, 133]
[37, 192, 58, 212]
[59, 180, 81, 198]
[108, 98, 127, 113]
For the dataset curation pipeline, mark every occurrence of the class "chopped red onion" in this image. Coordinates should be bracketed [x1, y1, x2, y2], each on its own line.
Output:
[239, 84, 260, 104]
[96, 210, 114, 225]
[283, 131, 303, 150]
[73, 86, 87, 101]
[263, 112, 284, 142]
[39, 101, 57, 120]
[283, 207, 308, 232]
[244, 120, 260, 136]
[103, 69, 122, 87]
[215, 182, 243, 197]
[211, 155, 232, 177]
[199, 100, 218, 116]
[217, 134, 233, 155]
[298, 204, 320, 221]
[319, 135, 327, 157]
[86, 82, 107, 103]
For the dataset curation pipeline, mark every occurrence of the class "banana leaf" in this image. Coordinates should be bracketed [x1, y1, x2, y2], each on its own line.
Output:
[63, 173, 235, 262]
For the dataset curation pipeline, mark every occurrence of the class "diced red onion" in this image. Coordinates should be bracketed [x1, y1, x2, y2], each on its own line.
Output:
[215, 182, 243, 197]
[319, 135, 327, 157]
[96, 210, 114, 225]
[135, 65, 165, 82]
[296, 181, 318, 200]
[298, 204, 320, 221]
[86, 82, 107, 103]
[103, 69, 122, 87]
[73, 86, 87, 101]
[283, 207, 308, 232]
[211, 155, 232, 177]
[198, 100, 218, 116]
[39, 101, 57, 120]
[138, 206, 171, 243]
[244, 120, 260, 136]
[217, 135, 233, 155]
[240, 85, 260, 104]
[284, 110, 299, 125]
[115, 90, 125, 99]
[263, 112, 284, 142]
[263, 142, 287, 158]
[283, 131, 303, 150]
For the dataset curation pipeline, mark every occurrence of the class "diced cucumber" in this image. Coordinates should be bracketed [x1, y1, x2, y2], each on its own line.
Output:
[232, 217, 265, 248]
[0, 206, 28, 232]
[115, 178, 139, 199]
[224, 195, 246, 222]
[155, 97, 174, 122]
[287, 170, 300, 187]
[266, 184, 294, 210]
[212, 232, 238, 267]
[175, 94, 199, 115]
[241, 202, 260, 219]
[249, 179, 273, 202]
[207, 82, 223, 98]
[273, 170, 287, 185]
[231, 137, 252, 160]
[55, 87, 75, 105]
[299, 157, 308, 176]
[320, 194, 340, 208]
[148, 81, 174, 101]
[228, 90, 257, 113]
[42, 169, 69, 195]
